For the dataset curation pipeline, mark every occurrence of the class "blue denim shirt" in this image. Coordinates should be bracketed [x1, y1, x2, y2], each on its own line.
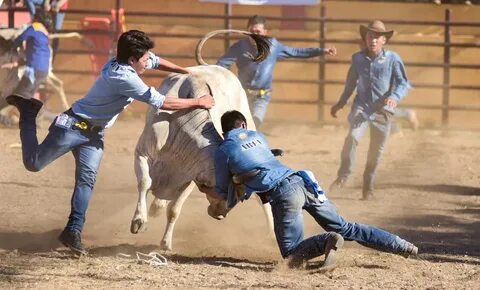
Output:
[72, 52, 165, 128]
[217, 38, 324, 90]
[338, 49, 410, 123]
[214, 128, 294, 208]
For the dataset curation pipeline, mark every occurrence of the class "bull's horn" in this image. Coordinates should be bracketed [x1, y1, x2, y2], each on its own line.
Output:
[195, 29, 271, 65]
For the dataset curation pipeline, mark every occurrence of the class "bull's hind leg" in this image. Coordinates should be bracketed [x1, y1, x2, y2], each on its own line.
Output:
[131, 154, 152, 234]
[160, 181, 195, 251]
[149, 197, 168, 218]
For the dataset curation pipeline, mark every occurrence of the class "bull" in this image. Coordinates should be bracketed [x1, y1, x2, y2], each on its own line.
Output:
[130, 30, 275, 251]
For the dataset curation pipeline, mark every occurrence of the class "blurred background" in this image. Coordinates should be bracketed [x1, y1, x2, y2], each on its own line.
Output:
[1, 0, 479, 129]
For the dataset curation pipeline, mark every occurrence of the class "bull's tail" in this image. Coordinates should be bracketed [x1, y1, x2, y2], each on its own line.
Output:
[195, 29, 271, 65]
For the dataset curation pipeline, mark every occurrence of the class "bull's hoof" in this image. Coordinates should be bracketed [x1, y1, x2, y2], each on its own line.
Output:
[160, 240, 172, 252]
[130, 219, 148, 234]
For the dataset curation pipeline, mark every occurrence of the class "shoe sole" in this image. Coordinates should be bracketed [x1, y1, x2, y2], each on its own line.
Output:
[403, 245, 419, 258]
[323, 234, 344, 268]
[59, 238, 88, 256]
[6, 94, 43, 109]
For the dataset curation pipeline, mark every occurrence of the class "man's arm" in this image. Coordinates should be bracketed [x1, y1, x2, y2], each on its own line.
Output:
[385, 54, 410, 108]
[216, 42, 239, 69]
[161, 95, 214, 110]
[331, 63, 358, 118]
[156, 58, 190, 74]
[118, 73, 214, 110]
[146, 52, 190, 74]
[11, 26, 33, 49]
[277, 41, 337, 59]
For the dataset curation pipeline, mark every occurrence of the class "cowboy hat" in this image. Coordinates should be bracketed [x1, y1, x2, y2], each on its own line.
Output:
[360, 20, 394, 42]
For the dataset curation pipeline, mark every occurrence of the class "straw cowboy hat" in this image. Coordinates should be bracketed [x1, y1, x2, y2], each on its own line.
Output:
[360, 20, 394, 42]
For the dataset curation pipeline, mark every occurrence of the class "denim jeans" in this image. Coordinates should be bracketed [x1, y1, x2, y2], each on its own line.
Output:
[247, 91, 271, 127]
[337, 110, 392, 191]
[19, 107, 104, 233]
[269, 175, 408, 259]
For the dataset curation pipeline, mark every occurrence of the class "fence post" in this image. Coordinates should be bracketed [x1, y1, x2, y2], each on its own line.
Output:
[224, 3, 232, 52]
[8, 0, 14, 28]
[114, 0, 121, 38]
[317, 5, 326, 122]
[442, 9, 451, 126]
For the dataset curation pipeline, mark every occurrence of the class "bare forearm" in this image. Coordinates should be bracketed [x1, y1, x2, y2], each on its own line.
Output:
[161, 96, 200, 110]
[157, 58, 189, 74]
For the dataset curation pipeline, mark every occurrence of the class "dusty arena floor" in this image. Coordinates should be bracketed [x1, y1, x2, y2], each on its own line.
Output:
[0, 118, 479, 289]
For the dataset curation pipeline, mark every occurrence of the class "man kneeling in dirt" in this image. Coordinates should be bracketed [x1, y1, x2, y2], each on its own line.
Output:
[200, 110, 418, 269]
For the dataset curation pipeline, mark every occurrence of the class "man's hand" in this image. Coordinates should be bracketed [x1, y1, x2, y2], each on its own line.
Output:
[330, 103, 343, 118]
[181, 68, 192, 74]
[384, 97, 398, 108]
[1, 62, 18, 69]
[324, 47, 337, 56]
[197, 94, 215, 109]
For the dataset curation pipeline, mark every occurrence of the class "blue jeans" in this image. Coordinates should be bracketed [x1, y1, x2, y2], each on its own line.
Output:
[19, 107, 104, 233]
[337, 110, 392, 191]
[269, 175, 408, 259]
[247, 91, 271, 127]
[25, 0, 45, 17]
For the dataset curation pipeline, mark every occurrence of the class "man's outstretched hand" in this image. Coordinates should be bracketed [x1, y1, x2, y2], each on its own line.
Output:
[324, 47, 337, 56]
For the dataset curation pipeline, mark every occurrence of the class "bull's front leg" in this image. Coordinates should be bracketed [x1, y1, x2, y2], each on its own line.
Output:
[131, 154, 151, 234]
[255, 194, 275, 237]
[160, 181, 195, 251]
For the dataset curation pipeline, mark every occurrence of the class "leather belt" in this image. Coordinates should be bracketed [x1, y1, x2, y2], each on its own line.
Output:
[65, 108, 103, 134]
[246, 88, 271, 97]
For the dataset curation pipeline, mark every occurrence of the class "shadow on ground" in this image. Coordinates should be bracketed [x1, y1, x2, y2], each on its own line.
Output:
[0, 229, 63, 252]
[379, 183, 480, 196]
[90, 244, 276, 271]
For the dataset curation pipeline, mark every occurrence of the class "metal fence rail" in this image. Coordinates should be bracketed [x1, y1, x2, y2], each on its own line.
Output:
[1, 1, 479, 126]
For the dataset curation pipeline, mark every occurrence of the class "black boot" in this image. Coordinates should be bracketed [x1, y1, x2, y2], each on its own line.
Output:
[58, 229, 88, 256]
[6, 95, 43, 117]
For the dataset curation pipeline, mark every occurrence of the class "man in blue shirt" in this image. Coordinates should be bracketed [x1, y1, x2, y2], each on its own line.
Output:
[217, 15, 336, 128]
[201, 110, 418, 269]
[330, 21, 410, 200]
[1, 10, 52, 110]
[6, 30, 214, 256]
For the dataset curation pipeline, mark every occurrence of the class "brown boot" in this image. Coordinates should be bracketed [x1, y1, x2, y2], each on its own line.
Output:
[323, 233, 344, 268]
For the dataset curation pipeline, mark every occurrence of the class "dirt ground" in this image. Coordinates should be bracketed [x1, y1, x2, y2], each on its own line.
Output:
[0, 117, 479, 289]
